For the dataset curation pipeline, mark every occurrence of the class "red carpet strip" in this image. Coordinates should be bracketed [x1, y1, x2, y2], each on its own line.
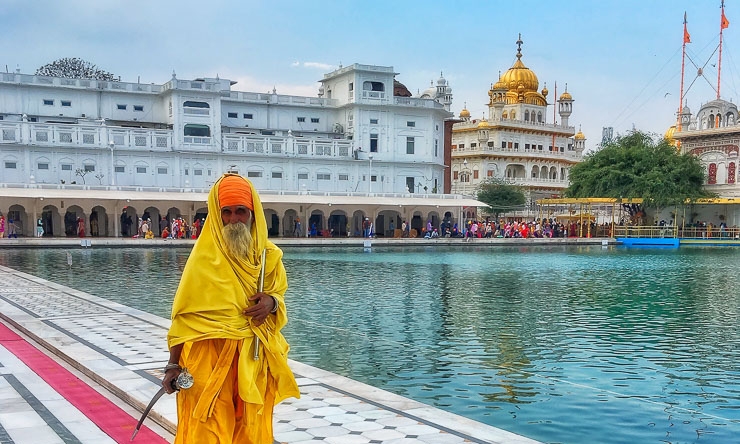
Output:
[0, 322, 169, 443]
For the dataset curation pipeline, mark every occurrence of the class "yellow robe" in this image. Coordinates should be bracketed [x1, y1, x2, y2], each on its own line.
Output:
[167, 174, 300, 444]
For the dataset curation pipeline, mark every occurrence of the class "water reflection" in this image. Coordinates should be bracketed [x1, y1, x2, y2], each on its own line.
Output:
[1, 246, 738, 444]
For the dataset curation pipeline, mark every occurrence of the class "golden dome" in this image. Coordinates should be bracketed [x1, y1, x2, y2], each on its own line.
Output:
[489, 35, 547, 107]
[560, 90, 573, 100]
[460, 107, 471, 118]
[664, 125, 677, 146]
[541, 85, 549, 97]
[574, 130, 586, 140]
[477, 119, 490, 128]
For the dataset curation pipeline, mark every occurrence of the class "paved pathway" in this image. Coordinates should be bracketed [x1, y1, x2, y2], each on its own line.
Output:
[0, 264, 541, 444]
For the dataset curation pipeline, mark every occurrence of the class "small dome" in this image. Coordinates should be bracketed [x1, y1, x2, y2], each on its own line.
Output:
[460, 108, 471, 118]
[436, 72, 447, 86]
[541, 86, 549, 97]
[574, 130, 586, 140]
[477, 119, 490, 128]
[560, 90, 573, 100]
[664, 125, 677, 145]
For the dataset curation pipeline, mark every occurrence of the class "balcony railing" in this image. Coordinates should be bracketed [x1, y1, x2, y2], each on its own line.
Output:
[0, 121, 356, 159]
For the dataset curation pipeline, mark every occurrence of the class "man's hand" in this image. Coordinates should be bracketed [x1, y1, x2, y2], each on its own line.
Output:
[244, 292, 275, 326]
[162, 368, 181, 394]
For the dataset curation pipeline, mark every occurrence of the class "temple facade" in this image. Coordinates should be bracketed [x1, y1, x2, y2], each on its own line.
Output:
[450, 36, 586, 214]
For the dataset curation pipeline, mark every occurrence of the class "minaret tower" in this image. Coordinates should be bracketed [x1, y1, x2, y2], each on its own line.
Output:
[558, 84, 574, 127]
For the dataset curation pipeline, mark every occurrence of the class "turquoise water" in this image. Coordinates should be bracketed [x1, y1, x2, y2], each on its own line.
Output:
[1, 246, 738, 444]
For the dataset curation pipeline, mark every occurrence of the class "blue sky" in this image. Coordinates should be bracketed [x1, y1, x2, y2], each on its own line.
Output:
[2, 0, 739, 151]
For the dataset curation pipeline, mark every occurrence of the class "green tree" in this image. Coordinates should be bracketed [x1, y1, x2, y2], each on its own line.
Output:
[36, 58, 116, 81]
[566, 131, 713, 210]
[476, 179, 527, 218]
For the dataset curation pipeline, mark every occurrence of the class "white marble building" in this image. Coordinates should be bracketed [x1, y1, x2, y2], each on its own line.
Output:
[0, 64, 483, 237]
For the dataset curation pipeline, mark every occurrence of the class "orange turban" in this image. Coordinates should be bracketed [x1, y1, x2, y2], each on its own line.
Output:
[218, 175, 253, 210]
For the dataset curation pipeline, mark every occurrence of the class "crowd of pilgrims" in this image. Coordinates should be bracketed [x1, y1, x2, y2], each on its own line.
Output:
[426, 218, 608, 239]
[122, 213, 204, 240]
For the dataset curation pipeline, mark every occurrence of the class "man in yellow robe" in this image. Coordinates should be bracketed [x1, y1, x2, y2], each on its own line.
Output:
[163, 174, 299, 443]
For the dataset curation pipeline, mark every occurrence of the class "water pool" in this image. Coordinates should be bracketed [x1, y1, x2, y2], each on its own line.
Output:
[1, 245, 738, 444]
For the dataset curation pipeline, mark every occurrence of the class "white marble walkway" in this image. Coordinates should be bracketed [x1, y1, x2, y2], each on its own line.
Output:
[0, 265, 541, 444]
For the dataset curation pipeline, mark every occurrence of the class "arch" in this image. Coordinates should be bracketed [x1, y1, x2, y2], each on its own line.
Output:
[540, 166, 548, 178]
[502, 111, 508, 119]
[64, 205, 86, 237]
[90, 206, 108, 237]
[537, 112, 542, 123]
[308, 210, 325, 237]
[8, 204, 29, 237]
[351, 210, 365, 237]
[524, 110, 530, 121]
[328, 210, 349, 237]
[729, 162, 736, 184]
[550, 166, 558, 179]
[263, 208, 279, 237]
[40, 204, 59, 237]
[531, 165, 539, 178]
[708, 163, 717, 184]
[283, 209, 300, 237]
[119, 206, 137, 237]
[709, 114, 716, 129]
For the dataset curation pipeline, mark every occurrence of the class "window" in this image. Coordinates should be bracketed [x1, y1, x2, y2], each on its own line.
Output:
[184, 168, 189, 175]
[4, 161, 17, 169]
[406, 177, 415, 193]
[501, 141, 506, 148]
[194, 169, 203, 176]
[134, 105, 144, 112]
[434, 140, 438, 156]
[184, 124, 211, 137]
[61, 100, 71, 107]
[514, 142, 519, 150]
[349, 82, 353, 91]
[370, 118, 378, 124]
[228, 112, 238, 118]
[271, 171, 282, 179]
[297, 173, 309, 180]
[84, 165, 95, 172]
[363, 81, 385, 92]
[459, 143, 465, 149]
[61, 164, 72, 171]
[406, 137, 415, 154]
[136, 166, 147, 174]
[508, 142, 513, 149]
[43, 99, 54, 106]
[474, 170, 479, 179]
[525, 143, 530, 150]
[297, 117, 306, 123]
[157, 167, 168, 174]
[117, 104, 127, 110]
[244, 113, 253, 119]
[407, 121, 415, 127]
[247, 171, 262, 178]
[371, 175, 377, 182]
[339, 174, 349, 181]
[311, 117, 319, 123]
[470, 142, 477, 148]
[38, 163, 49, 170]
[115, 166, 125, 173]
[370, 134, 378, 152]
[0, 116, 3, 120]
[183, 101, 209, 108]
[317, 173, 331, 180]
[538, 144, 543, 150]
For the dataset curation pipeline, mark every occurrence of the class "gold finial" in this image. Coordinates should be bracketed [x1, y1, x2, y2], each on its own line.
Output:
[516, 33, 523, 60]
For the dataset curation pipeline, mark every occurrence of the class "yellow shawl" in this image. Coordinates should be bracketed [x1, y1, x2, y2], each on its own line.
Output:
[168, 174, 299, 406]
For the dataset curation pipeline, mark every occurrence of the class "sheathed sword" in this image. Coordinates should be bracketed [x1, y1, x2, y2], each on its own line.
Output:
[131, 367, 194, 441]
[253, 248, 267, 360]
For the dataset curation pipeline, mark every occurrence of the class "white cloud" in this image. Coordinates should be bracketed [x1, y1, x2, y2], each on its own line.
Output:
[291, 61, 335, 71]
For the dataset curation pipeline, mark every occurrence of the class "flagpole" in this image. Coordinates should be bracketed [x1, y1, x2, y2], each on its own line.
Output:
[679, 12, 688, 132]
[718, 0, 728, 100]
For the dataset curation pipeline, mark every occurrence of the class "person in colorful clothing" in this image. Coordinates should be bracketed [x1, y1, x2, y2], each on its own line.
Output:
[163, 174, 299, 444]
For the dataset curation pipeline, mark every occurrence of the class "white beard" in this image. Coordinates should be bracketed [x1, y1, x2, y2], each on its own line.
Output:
[222, 220, 253, 258]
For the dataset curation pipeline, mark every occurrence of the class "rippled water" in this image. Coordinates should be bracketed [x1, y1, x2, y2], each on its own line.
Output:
[1, 245, 739, 444]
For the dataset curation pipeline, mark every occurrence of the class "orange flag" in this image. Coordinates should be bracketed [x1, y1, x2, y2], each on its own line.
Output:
[683, 12, 691, 43]
[721, 10, 730, 29]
